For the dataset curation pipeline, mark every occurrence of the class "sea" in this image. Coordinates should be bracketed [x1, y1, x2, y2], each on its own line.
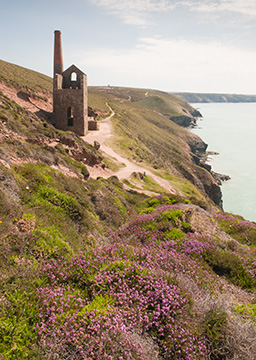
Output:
[190, 102, 256, 222]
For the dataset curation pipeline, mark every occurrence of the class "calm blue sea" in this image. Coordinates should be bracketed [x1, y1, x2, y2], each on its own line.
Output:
[190, 103, 256, 222]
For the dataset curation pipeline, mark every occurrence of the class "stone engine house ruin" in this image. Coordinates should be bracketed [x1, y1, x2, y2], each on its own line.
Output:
[53, 30, 96, 136]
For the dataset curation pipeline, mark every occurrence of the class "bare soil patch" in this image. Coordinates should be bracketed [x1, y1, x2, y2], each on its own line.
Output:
[0, 82, 52, 113]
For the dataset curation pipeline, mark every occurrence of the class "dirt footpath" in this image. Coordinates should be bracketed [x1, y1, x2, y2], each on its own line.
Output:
[82, 107, 176, 193]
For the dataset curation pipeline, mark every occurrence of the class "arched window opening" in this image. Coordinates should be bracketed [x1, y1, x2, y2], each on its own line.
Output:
[67, 106, 74, 126]
[71, 72, 77, 81]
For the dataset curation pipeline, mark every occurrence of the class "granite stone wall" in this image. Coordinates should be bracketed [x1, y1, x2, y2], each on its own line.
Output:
[53, 65, 88, 136]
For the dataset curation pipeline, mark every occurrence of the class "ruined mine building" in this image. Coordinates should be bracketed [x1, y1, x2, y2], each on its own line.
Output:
[53, 30, 89, 136]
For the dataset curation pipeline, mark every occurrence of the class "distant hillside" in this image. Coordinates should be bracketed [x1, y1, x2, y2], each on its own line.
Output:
[173, 92, 256, 103]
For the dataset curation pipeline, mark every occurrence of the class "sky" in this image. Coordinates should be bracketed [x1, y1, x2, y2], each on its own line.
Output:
[1, 0, 256, 94]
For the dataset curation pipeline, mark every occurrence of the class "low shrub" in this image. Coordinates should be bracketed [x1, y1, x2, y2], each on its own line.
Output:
[202, 308, 229, 360]
[202, 248, 255, 290]
[0, 289, 39, 359]
[39, 249, 209, 359]
[32, 226, 73, 258]
[37, 185, 82, 221]
[215, 212, 256, 246]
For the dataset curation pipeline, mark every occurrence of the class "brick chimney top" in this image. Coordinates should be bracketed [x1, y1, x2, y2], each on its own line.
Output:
[54, 30, 63, 75]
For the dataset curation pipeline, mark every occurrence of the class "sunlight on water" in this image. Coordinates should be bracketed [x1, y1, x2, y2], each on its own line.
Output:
[191, 103, 256, 222]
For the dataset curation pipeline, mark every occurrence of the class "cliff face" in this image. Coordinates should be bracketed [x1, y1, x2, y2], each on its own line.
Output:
[169, 114, 196, 127]
[179, 132, 222, 207]
[169, 106, 202, 128]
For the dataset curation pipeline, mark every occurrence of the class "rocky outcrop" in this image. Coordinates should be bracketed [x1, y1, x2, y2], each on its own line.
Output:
[93, 141, 100, 150]
[0, 167, 20, 204]
[187, 137, 208, 156]
[196, 167, 223, 207]
[180, 134, 224, 207]
[59, 134, 102, 166]
[169, 107, 202, 128]
[212, 172, 231, 185]
[170, 115, 197, 127]
[88, 107, 98, 119]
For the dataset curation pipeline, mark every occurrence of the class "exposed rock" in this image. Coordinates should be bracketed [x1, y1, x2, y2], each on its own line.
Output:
[0, 168, 20, 203]
[170, 115, 196, 127]
[26, 137, 46, 146]
[180, 204, 238, 241]
[88, 106, 98, 119]
[59, 134, 103, 166]
[94, 141, 100, 150]
[196, 167, 223, 207]
[59, 134, 77, 148]
[188, 137, 208, 156]
[190, 108, 202, 118]
[70, 147, 101, 166]
[132, 172, 146, 180]
[0, 159, 10, 169]
[200, 162, 212, 172]
[212, 171, 231, 185]
[17, 218, 36, 232]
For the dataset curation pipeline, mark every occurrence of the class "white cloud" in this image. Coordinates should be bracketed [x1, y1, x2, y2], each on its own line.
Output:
[89, 0, 176, 25]
[74, 37, 256, 93]
[188, 0, 256, 17]
[89, 0, 256, 26]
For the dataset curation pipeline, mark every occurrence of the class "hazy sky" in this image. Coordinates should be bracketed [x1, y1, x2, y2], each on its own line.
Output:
[1, 0, 256, 93]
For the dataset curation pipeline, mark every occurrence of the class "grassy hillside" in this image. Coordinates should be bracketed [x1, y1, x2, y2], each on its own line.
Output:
[88, 86, 221, 206]
[0, 59, 52, 94]
[0, 60, 256, 359]
[173, 92, 256, 103]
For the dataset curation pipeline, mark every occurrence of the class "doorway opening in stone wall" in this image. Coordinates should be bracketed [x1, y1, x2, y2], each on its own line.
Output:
[67, 106, 74, 126]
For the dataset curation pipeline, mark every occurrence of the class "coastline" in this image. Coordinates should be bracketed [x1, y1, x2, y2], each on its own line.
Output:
[190, 102, 256, 221]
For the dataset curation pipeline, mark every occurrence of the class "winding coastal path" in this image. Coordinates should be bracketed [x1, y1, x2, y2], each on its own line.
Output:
[82, 106, 176, 193]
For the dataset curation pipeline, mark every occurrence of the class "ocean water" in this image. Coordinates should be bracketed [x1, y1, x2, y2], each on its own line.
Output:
[190, 103, 256, 222]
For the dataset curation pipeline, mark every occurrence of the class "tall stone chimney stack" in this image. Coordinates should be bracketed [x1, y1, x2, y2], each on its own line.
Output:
[54, 30, 63, 75]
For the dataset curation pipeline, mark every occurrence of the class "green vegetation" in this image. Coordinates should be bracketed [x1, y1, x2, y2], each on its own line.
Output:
[0, 59, 52, 94]
[202, 248, 255, 290]
[202, 308, 229, 360]
[87, 86, 220, 206]
[215, 212, 256, 246]
[0, 60, 255, 359]
[234, 304, 256, 322]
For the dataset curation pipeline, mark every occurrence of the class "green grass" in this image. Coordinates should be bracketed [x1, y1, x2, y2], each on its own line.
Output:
[234, 304, 256, 322]
[152, 169, 207, 201]
[124, 173, 168, 195]
[88, 87, 112, 114]
[0, 59, 52, 94]
[102, 153, 126, 172]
